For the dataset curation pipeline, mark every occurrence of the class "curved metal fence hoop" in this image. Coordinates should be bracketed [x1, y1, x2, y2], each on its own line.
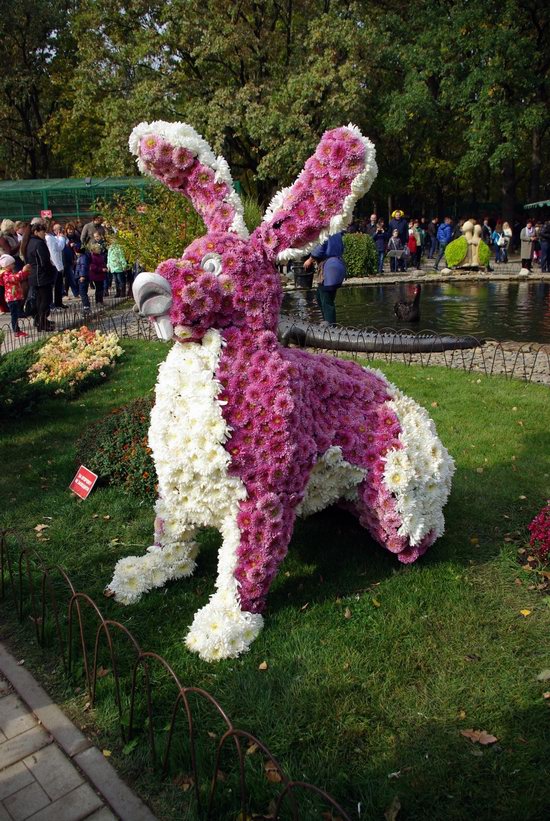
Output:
[207, 727, 296, 821]
[91, 619, 142, 721]
[17, 547, 48, 642]
[273, 780, 352, 821]
[67, 592, 107, 699]
[0, 529, 22, 607]
[39, 564, 77, 666]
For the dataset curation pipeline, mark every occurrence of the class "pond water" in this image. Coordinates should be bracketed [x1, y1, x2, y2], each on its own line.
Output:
[282, 281, 550, 343]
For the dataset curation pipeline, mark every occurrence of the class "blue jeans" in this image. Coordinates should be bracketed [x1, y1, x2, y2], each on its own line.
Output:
[435, 243, 447, 269]
[114, 271, 126, 293]
[78, 276, 91, 309]
[316, 285, 338, 324]
[7, 300, 22, 332]
[540, 240, 549, 272]
[429, 236, 438, 258]
[377, 251, 385, 273]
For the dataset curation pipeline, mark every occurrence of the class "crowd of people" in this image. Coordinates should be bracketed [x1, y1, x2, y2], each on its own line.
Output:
[348, 212, 550, 274]
[0, 214, 134, 335]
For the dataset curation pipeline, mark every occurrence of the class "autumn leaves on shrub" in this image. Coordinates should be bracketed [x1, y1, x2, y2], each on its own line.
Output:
[75, 397, 157, 500]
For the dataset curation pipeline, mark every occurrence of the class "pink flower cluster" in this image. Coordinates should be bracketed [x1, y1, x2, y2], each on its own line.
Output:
[215, 332, 431, 614]
[257, 127, 367, 257]
[528, 501, 550, 562]
[157, 234, 282, 338]
[139, 135, 237, 233]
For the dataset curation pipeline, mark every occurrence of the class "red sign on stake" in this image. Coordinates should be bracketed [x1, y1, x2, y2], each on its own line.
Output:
[70, 465, 98, 499]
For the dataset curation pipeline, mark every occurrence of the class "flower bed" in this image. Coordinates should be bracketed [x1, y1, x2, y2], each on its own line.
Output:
[27, 327, 123, 392]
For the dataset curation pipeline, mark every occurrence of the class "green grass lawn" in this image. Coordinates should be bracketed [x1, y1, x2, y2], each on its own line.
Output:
[1, 340, 550, 820]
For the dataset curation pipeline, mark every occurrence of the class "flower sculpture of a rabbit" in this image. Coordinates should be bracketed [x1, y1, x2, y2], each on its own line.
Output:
[108, 120, 455, 661]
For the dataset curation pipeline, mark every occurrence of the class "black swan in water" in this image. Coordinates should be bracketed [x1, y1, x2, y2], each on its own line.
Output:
[394, 283, 421, 322]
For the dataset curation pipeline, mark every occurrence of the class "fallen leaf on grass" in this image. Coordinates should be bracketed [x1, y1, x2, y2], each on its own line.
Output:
[344, 607, 352, 619]
[384, 795, 401, 820]
[246, 742, 259, 756]
[103, 515, 111, 520]
[264, 761, 283, 783]
[372, 598, 381, 608]
[536, 670, 550, 681]
[460, 729, 498, 745]
[258, 661, 268, 670]
[83, 701, 91, 712]
[519, 610, 532, 617]
[102, 749, 112, 757]
[173, 773, 194, 792]
[34, 524, 49, 532]
[465, 654, 481, 662]
[457, 710, 467, 720]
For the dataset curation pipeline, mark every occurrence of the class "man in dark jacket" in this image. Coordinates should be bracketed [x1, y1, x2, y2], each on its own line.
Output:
[434, 217, 453, 270]
[80, 214, 106, 248]
[427, 217, 439, 258]
[365, 213, 378, 237]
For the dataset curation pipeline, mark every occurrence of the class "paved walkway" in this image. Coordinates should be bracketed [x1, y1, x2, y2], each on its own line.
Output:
[0, 644, 155, 821]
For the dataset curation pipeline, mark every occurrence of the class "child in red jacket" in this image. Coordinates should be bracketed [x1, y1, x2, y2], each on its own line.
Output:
[0, 254, 30, 337]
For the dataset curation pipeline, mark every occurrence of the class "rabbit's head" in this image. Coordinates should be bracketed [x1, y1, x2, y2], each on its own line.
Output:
[129, 121, 377, 341]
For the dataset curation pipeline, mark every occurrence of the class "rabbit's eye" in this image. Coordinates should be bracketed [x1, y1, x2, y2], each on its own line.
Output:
[201, 253, 222, 276]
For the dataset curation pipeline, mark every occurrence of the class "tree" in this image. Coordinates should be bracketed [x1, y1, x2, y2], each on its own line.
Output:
[0, 0, 74, 178]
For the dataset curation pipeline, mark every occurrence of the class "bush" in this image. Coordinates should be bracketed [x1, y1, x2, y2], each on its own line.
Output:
[97, 184, 205, 271]
[528, 501, 550, 563]
[343, 233, 377, 277]
[478, 240, 490, 266]
[0, 342, 47, 415]
[445, 236, 468, 268]
[75, 397, 157, 500]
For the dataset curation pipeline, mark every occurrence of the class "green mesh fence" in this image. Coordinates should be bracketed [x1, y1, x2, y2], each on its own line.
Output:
[0, 177, 151, 221]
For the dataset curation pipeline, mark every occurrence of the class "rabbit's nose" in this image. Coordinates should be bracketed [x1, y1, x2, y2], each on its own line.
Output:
[133, 272, 173, 316]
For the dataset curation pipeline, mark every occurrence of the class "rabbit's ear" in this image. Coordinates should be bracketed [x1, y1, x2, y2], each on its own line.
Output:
[253, 125, 377, 261]
[129, 121, 248, 238]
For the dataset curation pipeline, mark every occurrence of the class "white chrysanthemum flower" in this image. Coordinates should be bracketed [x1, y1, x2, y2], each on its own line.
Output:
[382, 388, 455, 545]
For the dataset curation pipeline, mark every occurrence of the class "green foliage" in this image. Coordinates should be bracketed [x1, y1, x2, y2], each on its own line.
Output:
[478, 240, 491, 266]
[242, 195, 263, 232]
[97, 184, 205, 270]
[445, 236, 468, 268]
[74, 397, 157, 500]
[0, 343, 48, 416]
[343, 233, 377, 277]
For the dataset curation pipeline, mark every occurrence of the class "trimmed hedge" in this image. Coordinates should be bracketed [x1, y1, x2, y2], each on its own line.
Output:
[74, 397, 157, 500]
[445, 236, 468, 268]
[343, 233, 377, 277]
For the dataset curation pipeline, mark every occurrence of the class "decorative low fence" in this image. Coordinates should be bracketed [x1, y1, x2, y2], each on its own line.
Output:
[0, 530, 351, 820]
[2, 306, 548, 385]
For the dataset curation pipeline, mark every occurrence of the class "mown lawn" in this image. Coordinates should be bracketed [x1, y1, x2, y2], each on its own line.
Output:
[1, 339, 549, 820]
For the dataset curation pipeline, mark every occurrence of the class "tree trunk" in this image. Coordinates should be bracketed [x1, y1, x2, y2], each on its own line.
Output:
[500, 159, 516, 223]
[528, 127, 542, 203]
